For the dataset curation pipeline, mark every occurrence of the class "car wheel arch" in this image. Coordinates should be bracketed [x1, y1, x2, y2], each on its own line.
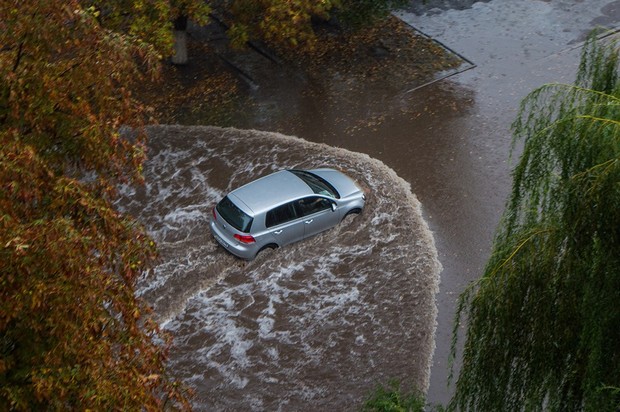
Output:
[257, 243, 279, 257]
[344, 208, 362, 219]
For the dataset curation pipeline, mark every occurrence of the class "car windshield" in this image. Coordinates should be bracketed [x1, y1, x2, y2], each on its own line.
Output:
[216, 196, 253, 232]
[290, 170, 340, 199]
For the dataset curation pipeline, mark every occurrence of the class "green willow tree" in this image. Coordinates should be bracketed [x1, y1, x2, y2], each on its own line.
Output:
[1, 0, 205, 409]
[449, 35, 620, 411]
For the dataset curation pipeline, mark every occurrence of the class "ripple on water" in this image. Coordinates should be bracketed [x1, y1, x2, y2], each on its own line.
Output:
[117, 125, 441, 411]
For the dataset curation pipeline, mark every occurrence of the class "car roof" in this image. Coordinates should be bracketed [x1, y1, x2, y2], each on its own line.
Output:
[228, 170, 313, 215]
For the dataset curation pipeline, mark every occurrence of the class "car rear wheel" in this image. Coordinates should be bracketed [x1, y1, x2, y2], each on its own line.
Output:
[256, 243, 278, 258]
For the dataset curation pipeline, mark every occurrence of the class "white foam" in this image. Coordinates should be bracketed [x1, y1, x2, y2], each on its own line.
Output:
[119, 125, 442, 410]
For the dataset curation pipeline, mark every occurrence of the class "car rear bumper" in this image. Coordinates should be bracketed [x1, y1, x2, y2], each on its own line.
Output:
[209, 218, 257, 260]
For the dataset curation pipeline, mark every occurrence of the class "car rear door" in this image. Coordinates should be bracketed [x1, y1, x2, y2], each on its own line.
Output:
[265, 202, 305, 246]
[294, 196, 340, 239]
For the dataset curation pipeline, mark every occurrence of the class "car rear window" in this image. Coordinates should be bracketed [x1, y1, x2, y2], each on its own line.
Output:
[216, 196, 253, 232]
[290, 170, 340, 199]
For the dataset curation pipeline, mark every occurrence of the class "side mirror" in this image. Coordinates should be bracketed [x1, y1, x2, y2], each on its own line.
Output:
[331, 202, 337, 212]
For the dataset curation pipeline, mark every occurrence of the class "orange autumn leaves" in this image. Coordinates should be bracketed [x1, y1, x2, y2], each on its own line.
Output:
[0, 0, 207, 409]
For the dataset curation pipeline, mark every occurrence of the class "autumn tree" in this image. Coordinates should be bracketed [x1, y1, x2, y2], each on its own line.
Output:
[449, 35, 620, 411]
[212, 0, 409, 49]
[85, 0, 210, 65]
[1, 0, 203, 409]
[169, 0, 211, 64]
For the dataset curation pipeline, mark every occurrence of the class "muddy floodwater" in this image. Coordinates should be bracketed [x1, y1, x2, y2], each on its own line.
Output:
[118, 126, 441, 410]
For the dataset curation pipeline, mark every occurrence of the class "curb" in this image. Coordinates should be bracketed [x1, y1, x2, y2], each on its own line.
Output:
[394, 12, 477, 93]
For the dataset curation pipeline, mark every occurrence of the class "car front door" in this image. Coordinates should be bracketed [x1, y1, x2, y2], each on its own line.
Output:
[265, 202, 305, 246]
[294, 196, 340, 239]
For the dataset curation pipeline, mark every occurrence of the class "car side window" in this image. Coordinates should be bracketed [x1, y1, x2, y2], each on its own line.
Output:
[294, 197, 332, 218]
[266, 203, 297, 228]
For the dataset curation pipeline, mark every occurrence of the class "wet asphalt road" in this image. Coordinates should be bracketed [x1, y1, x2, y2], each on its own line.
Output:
[399, 0, 620, 405]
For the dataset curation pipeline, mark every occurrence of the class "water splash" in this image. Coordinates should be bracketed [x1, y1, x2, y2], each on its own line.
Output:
[118, 125, 441, 410]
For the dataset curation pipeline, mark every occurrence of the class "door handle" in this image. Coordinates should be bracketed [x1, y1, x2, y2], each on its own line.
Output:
[273, 230, 283, 235]
[304, 219, 313, 224]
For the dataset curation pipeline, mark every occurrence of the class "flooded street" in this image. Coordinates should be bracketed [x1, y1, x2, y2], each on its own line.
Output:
[119, 126, 441, 409]
[122, 0, 620, 409]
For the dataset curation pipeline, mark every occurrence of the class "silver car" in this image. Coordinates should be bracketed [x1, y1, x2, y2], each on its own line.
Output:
[210, 168, 366, 259]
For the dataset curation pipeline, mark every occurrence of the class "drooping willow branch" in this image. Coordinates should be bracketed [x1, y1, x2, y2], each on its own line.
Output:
[448, 33, 620, 412]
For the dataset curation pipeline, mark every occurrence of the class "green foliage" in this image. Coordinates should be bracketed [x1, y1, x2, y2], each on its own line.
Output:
[218, 0, 337, 48]
[214, 0, 408, 49]
[363, 380, 426, 412]
[449, 34, 620, 411]
[0, 0, 206, 409]
[88, 0, 211, 55]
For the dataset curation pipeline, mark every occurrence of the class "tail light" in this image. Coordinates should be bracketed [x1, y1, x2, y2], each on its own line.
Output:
[212, 208, 216, 220]
[234, 234, 255, 244]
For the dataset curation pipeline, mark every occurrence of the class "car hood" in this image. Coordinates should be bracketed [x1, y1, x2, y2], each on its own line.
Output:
[309, 168, 362, 199]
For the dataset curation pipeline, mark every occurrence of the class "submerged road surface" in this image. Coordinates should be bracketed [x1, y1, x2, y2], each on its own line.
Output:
[118, 125, 441, 410]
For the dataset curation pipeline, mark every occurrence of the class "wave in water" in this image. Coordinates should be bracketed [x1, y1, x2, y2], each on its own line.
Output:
[118, 125, 441, 411]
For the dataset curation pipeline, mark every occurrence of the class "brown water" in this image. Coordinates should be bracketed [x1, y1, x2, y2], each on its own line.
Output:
[118, 126, 441, 410]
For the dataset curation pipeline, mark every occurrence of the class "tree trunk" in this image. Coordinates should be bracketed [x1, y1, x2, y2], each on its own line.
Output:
[171, 15, 188, 65]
